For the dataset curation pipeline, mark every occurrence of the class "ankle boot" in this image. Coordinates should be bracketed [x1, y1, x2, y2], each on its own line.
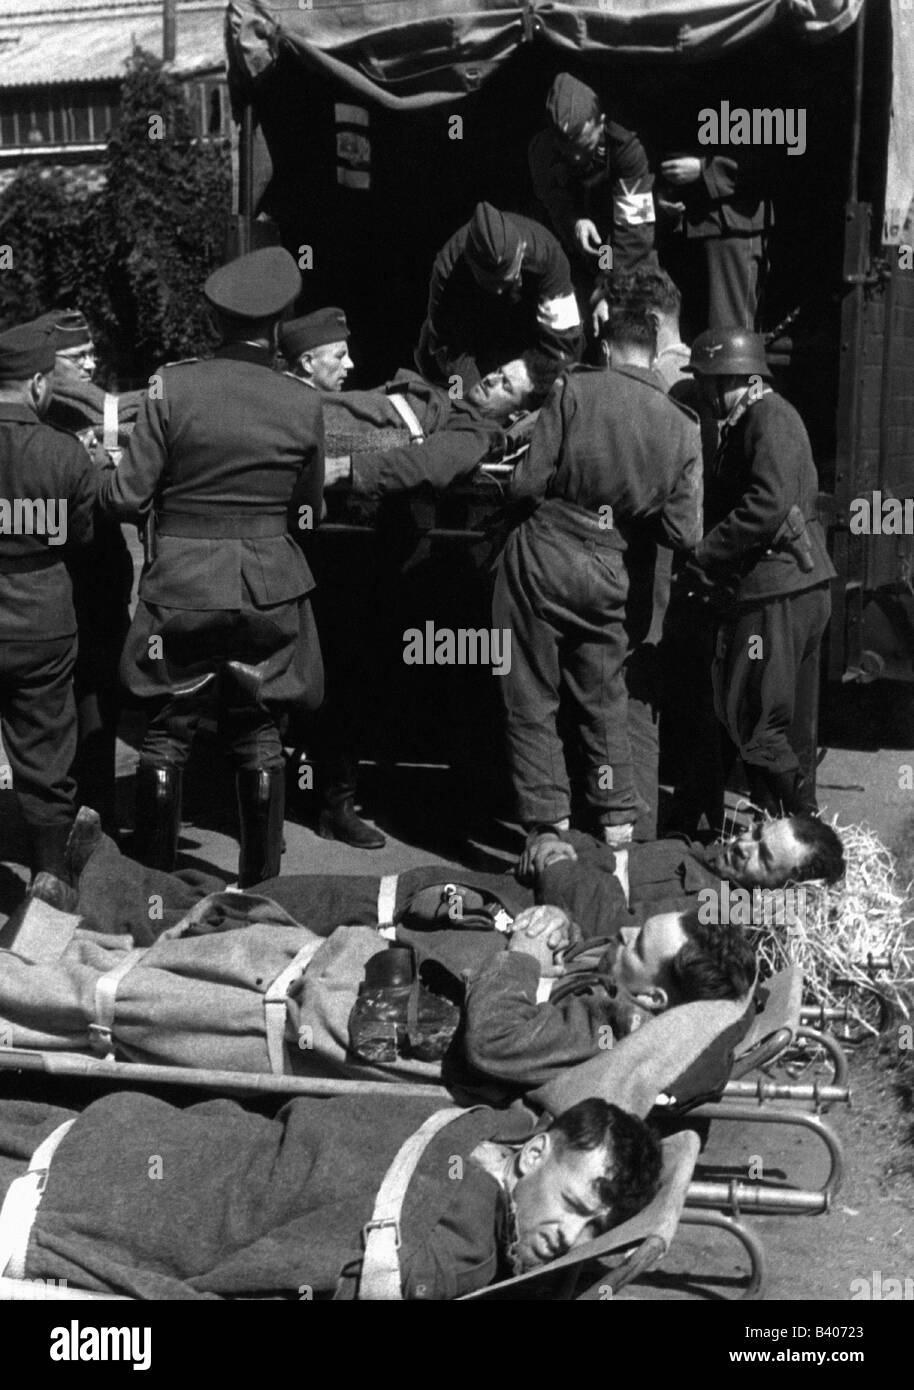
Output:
[134, 764, 182, 872]
[319, 796, 386, 849]
[236, 767, 285, 888]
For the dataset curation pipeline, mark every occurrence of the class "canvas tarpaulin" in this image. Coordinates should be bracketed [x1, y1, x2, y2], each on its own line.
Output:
[226, 0, 864, 108]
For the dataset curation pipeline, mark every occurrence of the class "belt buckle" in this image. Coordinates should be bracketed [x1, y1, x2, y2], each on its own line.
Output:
[363, 1217, 401, 1250]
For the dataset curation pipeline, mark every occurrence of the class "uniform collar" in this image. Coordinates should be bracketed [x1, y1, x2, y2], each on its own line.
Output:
[214, 341, 274, 367]
[609, 362, 668, 394]
[0, 401, 40, 422]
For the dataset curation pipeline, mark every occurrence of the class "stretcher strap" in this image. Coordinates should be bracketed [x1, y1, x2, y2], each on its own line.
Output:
[89, 948, 147, 1058]
[613, 849, 630, 907]
[0, 1119, 76, 1280]
[360, 1107, 471, 1301]
[263, 940, 326, 1075]
[102, 393, 119, 450]
[387, 393, 424, 442]
[377, 874, 398, 925]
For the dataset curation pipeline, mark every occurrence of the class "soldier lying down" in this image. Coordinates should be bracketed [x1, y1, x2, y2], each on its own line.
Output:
[320, 352, 560, 498]
[0, 995, 744, 1299]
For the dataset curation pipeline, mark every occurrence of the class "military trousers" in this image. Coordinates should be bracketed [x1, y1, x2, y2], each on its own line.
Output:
[0, 635, 78, 829]
[712, 582, 831, 776]
[492, 499, 646, 829]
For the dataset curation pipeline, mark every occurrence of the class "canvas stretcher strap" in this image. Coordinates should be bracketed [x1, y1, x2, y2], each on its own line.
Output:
[263, 940, 327, 1075]
[89, 948, 148, 1058]
[387, 393, 425, 442]
[377, 874, 398, 925]
[359, 1107, 472, 1300]
[0, 1119, 76, 1280]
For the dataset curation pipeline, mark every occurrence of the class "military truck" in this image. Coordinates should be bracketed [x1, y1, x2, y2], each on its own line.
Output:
[225, 0, 913, 786]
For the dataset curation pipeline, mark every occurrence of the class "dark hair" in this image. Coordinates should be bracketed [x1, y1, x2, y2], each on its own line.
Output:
[617, 264, 682, 318]
[520, 350, 563, 407]
[788, 815, 846, 885]
[669, 910, 757, 1003]
[548, 1098, 662, 1229]
[599, 304, 657, 356]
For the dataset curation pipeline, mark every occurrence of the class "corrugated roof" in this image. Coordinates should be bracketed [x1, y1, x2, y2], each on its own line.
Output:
[0, 2, 226, 87]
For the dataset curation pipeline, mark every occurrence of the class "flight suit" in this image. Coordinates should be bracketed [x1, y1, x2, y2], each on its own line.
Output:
[0, 404, 96, 874]
[493, 364, 702, 832]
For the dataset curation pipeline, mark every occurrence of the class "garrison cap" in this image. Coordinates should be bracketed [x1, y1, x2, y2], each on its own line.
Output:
[686, 327, 772, 378]
[546, 72, 601, 139]
[0, 321, 56, 380]
[30, 308, 93, 352]
[279, 308, 350, 360]
[204, 247, 301, 321]
[465, 202, 523, 275]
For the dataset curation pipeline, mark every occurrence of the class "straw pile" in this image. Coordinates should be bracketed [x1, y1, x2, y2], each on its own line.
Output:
[748, 820, 914, 1036]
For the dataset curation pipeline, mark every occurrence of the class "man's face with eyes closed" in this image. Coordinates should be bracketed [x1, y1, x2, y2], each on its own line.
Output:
[705, 817, 811, 890]
[510, 1132, 612, 1269]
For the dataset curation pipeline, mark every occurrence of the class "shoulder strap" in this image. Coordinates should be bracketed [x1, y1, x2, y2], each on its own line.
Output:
[359, 1107, 473, 1300]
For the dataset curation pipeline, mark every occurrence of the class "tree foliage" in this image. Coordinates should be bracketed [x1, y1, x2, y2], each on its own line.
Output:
[0, 47, 231, 384]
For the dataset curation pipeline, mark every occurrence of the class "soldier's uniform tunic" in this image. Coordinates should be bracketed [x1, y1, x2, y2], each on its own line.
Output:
[493, 364, 702, 831]
[0, 397, 96, 870]
[98, 342, 325, 770]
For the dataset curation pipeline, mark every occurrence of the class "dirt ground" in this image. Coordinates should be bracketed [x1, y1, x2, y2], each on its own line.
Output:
[0, 680, 912, 1302]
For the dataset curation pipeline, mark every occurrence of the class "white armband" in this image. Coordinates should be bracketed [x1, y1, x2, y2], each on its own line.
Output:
[537, 291, 582, 333]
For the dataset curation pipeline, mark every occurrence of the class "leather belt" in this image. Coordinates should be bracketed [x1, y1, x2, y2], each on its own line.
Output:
[155, 513, 288, 539]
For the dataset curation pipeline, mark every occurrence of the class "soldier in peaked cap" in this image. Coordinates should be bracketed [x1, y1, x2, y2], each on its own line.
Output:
[682, 327, 835, 818]
[415, 202, 583, 394]
[29, 307, 144, 837]
[0, 321, 97, 881]
[528, 72, 656, 318]
[98, 247, 326, 887]
[279, 308, 354, 393]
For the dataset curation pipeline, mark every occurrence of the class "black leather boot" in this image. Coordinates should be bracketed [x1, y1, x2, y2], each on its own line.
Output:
[236, 767, 285, 888]
[319, 796, 386, 849]
[134, 764, 183, 872]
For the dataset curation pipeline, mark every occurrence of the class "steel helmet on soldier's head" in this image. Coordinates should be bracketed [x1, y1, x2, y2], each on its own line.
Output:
[686, 327, 772, 378]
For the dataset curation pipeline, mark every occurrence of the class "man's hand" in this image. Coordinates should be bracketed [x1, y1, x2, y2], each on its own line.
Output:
[516, 833, 578, 886]
[324, 455, 351, 488]
[660, 157, 701, 187]
[574, 218, 604, 257]
[590, 295, 609, 337]
[507, 905, 581, 977]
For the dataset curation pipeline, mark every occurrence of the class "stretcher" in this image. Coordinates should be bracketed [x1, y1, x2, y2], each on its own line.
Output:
[0, 1101, 758, 1301]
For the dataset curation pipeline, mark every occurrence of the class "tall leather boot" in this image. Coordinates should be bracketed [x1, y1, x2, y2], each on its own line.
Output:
[319, 756, 386, 849]
[133, 764, 183, 872]
[236, 767, 285, 888]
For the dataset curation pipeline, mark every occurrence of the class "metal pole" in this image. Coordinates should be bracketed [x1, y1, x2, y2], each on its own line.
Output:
[237, 102, 255, 256]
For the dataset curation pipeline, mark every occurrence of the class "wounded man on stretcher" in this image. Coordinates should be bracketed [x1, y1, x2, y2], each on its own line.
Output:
[0, 818, 757, 1106]
[0, 995, 742, 1300]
